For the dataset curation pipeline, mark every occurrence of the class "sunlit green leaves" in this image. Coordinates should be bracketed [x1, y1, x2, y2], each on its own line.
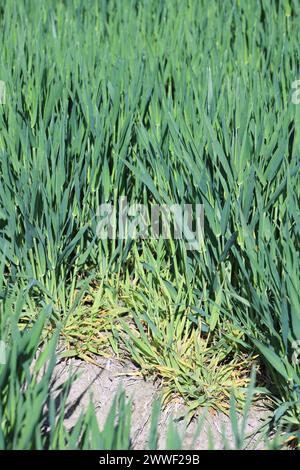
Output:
[0, 0, 299, 442]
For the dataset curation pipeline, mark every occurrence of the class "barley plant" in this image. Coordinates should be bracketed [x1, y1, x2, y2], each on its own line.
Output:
[0, 0, 299, 450]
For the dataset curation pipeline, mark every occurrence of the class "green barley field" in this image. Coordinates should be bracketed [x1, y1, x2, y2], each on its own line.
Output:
[0, 0, 299, 450]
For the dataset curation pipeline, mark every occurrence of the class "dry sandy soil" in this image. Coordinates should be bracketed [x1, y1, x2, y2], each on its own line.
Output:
[51, 353, 270, 450]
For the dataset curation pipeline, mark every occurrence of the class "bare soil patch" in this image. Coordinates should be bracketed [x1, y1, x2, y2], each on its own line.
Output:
[52, 355, 269, 449]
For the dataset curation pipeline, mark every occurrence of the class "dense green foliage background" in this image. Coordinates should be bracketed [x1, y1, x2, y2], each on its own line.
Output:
[0, 0, 299, 448]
